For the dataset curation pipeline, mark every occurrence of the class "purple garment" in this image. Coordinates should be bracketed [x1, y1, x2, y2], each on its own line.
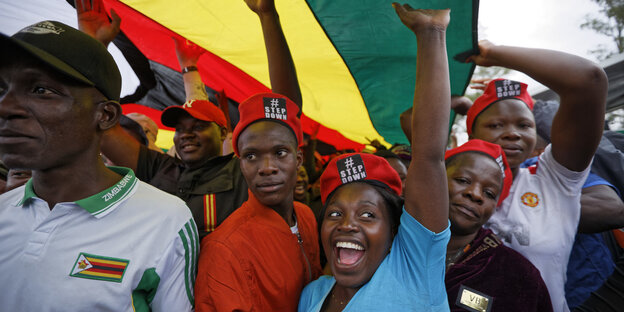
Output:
[446, 228, 553, 312]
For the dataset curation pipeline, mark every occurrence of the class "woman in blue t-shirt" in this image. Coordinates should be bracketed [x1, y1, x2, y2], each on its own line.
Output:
[299, 4, 452, 311]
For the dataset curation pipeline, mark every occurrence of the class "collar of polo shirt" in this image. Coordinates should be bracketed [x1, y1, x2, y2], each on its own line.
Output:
[18, 167, 138, 218]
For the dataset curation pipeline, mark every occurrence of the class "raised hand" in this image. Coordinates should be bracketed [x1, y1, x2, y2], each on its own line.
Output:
[466, 40, 497, 67]
[392, 3, 450, 34]
[469, 77, 493, 91]
[244, 0, 276, 15]
[173, 37, 205, 69]
[76, 0, 120, 46]
[450, 96, 473, 115]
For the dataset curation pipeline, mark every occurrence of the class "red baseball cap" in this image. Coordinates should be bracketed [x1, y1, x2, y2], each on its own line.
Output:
[466, 79, 534, 135]
[232, 93, 303, 156]
[444, 139, 513, 206]
[161, 99, 227, 128]
[320, 153, 402, 204]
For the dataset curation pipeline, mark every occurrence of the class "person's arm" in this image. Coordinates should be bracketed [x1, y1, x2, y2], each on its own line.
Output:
[303, 137, 320, 184]
[75, 0, 120, 47]
[215, 89, 231, 132]
[174, 37, 209, 102]
[150, 218, 198, 311]
[76, 0, 141, 170]
[578, 184, 624, 233]
[101, 124, 141, 171]
[468, 41, 608, 172]
[394, 4, 450, 233]
[400, 96, 472, 142]
[245, 0, 302, 109]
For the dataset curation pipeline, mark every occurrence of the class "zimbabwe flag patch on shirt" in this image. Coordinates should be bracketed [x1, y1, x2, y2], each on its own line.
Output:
[69, 252, 129, 283]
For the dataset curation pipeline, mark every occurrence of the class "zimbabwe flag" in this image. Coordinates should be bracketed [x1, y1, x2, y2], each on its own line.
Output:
[70, 252, 130, 283]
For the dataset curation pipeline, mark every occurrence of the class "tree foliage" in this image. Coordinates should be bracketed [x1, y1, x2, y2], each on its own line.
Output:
[581, 0, 624, 60]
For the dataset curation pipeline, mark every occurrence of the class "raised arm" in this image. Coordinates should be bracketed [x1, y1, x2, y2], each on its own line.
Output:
[394, 4, 450, 233]
[245, 0, 302, 109]
[174, 37, 209, 102]
[469, 41, 608, 172]
[76, 0, 140, 170]
[100, 124, 141, 171]
[76, 0, 120, 47]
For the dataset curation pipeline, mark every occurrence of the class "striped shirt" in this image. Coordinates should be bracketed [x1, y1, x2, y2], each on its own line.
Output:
[0, 167, 198, 311]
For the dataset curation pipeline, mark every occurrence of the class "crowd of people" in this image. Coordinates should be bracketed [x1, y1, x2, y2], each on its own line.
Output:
[0, 0, 623, 311]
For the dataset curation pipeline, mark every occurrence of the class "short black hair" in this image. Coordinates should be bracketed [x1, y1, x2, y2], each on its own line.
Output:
[373, 150, 401, 161]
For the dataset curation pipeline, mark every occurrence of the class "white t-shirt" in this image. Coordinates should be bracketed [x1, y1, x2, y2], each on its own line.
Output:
[0, 167, 198, 311]
[485, 145, 589, 312]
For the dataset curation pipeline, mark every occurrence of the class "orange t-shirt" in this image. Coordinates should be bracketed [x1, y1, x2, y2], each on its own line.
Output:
[195, 191, 322, 311]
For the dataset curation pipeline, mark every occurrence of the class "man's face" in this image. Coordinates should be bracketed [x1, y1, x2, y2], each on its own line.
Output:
[294, 165, 309, 201]
[0, 53, 102, 171]
[237, 121, 302, 210]
[173, 115, 225, 169]
[446, 153, 502, 236]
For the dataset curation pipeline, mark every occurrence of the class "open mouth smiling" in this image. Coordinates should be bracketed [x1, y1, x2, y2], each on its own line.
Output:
[334, 241, 366, 266]
[179, 142, 199, 152]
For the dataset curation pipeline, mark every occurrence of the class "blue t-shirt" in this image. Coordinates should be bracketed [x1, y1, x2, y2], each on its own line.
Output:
[298, 208, 451, 312]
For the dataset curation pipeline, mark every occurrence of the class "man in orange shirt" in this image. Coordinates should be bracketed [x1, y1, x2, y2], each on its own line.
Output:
[195, 92, 321, 311]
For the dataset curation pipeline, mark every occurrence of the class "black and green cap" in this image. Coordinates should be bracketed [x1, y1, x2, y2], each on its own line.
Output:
[0, 21, 121, 101]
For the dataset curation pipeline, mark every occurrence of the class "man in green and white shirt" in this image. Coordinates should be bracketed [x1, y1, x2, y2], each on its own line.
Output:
[0, 20, 198, 311]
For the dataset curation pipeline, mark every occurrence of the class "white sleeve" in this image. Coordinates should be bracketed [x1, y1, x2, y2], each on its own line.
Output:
[150, 218, 199, 312]
[537, 144, 590, 196]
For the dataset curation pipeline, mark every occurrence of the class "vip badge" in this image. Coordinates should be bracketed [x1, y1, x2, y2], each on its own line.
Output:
[456, 285, 493, 312]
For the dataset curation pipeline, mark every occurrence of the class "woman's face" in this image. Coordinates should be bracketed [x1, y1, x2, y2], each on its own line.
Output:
[321, 182, 394, 289]
[446, 153, 502, 236]
[470, 99, 536, 169]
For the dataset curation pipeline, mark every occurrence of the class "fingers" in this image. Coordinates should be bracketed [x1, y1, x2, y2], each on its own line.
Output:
[75, 0, 84, 13]
[471, 78, 491, 84]
[464, 54, 479, 64]
[82, 0, 91, 11]
[93, 0, 102, 13]
[391, 2, 406, 16]
[110, 8, 121, 27]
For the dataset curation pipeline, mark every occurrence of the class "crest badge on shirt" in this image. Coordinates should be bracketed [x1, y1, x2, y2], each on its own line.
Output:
[69, 252, 129, 283]
[520, 192, 539, 208]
